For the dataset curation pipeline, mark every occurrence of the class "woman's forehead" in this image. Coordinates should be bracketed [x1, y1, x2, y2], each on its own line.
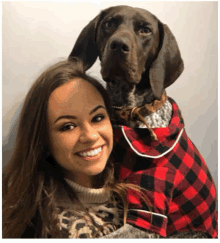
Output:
[47, 78, 105, 118]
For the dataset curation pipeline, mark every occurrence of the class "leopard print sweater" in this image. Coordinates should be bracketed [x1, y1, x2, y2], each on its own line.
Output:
[56, 179, 123, 238]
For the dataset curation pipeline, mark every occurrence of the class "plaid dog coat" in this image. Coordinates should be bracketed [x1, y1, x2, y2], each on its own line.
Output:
[112, 97, 217, 238]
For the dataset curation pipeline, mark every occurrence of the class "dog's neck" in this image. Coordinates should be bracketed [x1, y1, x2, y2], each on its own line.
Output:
[107, 81, 172, 138]
[106, 79, 155, 109]
[111, 92, 172, 141]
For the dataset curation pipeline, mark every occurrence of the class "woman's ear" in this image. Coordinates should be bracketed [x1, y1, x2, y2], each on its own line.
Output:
[149, 22, 184, 100]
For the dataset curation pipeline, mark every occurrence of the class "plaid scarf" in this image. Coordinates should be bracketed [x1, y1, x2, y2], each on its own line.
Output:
[112, 97, 217, 238]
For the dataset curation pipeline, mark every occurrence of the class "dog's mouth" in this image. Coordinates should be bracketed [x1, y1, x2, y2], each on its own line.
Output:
[103, 72, 141, 85]
[104, 77, 135, 89]
[101, 57, 142, 85]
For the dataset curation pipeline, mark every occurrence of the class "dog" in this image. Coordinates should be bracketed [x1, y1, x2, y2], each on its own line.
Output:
[68, 5, 217, 238]
[68, 5, 183, 128]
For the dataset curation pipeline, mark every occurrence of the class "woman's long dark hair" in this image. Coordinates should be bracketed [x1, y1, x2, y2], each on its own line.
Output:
[3, 59, 150, 238]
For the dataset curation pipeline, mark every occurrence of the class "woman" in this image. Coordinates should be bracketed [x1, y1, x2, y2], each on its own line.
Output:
[2, 59, 149, 238]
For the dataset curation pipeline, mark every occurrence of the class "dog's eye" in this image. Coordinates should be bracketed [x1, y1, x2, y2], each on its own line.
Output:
[104, 21, 114, 28]
[139, 27, 151, 34]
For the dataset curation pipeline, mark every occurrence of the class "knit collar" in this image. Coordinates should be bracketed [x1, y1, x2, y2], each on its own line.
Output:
[113, 97, 185, 159]
[65, 178, 111, 204]
[136, 98, 172, 129]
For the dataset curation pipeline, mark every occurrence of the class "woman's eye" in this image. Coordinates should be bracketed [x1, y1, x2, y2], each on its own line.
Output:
[60, 123, 76, 131]
[92, 114, 105, 123]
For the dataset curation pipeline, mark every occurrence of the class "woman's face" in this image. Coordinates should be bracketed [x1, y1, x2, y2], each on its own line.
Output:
[47, 78, 113, 188]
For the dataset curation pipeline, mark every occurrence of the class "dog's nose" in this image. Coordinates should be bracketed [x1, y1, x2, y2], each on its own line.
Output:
[110, 38, 130, 53]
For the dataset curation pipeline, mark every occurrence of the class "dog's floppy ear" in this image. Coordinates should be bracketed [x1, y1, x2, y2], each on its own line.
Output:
[149, 22, 184, 100]
[68, 14, 102, 71]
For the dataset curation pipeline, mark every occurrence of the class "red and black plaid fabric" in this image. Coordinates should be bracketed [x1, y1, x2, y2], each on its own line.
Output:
[112, 97, 217, 238]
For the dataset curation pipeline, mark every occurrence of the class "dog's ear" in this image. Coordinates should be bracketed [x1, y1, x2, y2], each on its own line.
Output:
[68, 14, 102, 71]
[149, 22, 184, 100]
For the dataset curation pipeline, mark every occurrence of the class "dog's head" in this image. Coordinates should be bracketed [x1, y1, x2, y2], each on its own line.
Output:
[69, 5, 184, 105]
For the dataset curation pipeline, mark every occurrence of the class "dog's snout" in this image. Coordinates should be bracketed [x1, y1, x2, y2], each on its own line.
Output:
[110, 38, 130, 53]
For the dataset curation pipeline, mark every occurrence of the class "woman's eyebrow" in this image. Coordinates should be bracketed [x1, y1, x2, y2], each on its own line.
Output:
[53, 114, 77, 124]
[53, 105, 106, 124]
[89, 105, 106, 115]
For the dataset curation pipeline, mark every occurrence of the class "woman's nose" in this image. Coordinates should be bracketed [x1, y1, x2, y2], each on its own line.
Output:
[79, 123, 99, 143]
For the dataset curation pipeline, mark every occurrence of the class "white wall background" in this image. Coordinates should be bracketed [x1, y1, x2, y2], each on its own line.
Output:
[2, 1, 218, 192]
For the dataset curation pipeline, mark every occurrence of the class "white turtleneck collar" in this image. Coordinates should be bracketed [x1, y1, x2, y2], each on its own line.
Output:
[65, 178, 111, 204]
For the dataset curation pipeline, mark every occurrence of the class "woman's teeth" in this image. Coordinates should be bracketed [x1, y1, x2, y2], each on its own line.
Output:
[78, 146, 102, 157]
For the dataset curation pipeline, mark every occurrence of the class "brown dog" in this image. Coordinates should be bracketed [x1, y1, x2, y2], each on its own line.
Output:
[69, 5, 184, 127]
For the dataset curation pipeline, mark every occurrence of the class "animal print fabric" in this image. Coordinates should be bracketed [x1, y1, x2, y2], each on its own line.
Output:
[57, 197, 124, 238]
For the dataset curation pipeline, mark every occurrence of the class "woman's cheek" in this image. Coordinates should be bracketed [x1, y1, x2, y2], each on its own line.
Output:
[101, 122, 113, 150]
[50, 132, 76, 151]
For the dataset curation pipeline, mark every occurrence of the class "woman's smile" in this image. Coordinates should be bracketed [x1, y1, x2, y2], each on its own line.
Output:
[76, 145, 105, 160]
